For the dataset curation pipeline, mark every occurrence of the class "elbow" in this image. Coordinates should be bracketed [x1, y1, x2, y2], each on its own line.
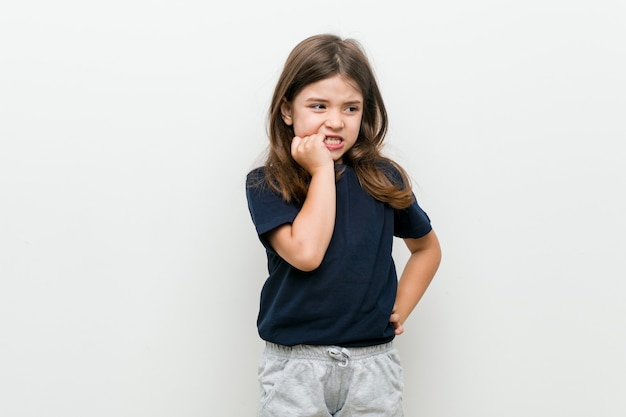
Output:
[295, 263, 321, 273]
[292, 256, 324, 272]
[430, 241, 443, 272]
[435, 245, 443, 267]
[270, 231, 329, 272]
[290, 248, 325, 272]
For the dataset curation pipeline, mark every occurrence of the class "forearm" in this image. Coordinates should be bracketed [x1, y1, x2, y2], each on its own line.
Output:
[291, 168, 336, 253]
[394, 232, 441, 326]
[269, 167, 336, 271]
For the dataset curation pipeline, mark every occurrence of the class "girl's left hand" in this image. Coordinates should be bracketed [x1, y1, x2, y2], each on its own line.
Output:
[390, 305, 404, 335]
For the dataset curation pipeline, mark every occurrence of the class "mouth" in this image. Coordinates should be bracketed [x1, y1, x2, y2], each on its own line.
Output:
[324, 136, 344, 149]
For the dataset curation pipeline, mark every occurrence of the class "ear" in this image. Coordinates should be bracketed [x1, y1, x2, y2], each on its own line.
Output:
[280, 100, 293, 126]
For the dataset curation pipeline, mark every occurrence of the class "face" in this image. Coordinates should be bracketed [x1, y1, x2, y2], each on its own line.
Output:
[281, 75, 363, 164]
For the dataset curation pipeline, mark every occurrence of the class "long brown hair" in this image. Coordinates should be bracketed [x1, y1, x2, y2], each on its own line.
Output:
[263, 34, 414, 209]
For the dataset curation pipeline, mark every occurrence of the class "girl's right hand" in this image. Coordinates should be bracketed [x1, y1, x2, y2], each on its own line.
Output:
[291, 133, 334, 175]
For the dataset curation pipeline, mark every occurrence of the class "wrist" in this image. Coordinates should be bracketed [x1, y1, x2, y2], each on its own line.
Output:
[309, 163, 335, 177]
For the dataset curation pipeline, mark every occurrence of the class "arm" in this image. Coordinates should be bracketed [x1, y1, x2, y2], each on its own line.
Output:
[267, 134, 336, 271]
[390, 230, 442, 335]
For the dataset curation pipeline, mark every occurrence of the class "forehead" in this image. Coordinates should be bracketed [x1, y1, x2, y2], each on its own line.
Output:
[296, 75, 363, 101]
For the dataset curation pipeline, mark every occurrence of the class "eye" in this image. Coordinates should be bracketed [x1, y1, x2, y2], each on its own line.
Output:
[310, 103, 326, 110]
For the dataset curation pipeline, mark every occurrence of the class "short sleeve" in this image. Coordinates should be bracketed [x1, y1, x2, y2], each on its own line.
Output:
[394, 195, 432, 238]
[245, 168, 300, 244]
[379, 162, 432, 239]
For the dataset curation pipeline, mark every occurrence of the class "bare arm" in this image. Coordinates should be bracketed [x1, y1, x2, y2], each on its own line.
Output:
[267, 134, 336, 271]
[390, 230, 442, 335]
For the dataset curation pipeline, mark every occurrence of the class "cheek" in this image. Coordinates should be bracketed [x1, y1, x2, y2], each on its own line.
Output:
[293, 118, 318, 137]
[348, 122, 362, 138]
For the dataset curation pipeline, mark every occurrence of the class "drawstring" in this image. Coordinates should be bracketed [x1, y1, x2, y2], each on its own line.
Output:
[327, 347, 351, 367]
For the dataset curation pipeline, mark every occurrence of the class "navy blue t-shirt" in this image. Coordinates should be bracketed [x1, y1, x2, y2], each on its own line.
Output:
[246, 164, 432, 347]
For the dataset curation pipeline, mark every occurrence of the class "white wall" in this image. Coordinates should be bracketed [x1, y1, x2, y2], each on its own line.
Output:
[1, 1, 625, 416]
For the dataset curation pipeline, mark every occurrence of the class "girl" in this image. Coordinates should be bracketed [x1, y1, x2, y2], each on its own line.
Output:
[246, 34, 441, 417]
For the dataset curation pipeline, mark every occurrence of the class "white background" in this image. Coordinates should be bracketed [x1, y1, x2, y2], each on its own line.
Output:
[1, 1, 625, 416]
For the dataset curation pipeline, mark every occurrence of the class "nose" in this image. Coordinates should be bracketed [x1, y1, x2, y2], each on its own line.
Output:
[325, 111, 344, 129]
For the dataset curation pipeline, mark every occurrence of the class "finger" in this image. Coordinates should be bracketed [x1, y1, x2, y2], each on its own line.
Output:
[291, 136, 303, 154]
[309, 133, 326, 143]
[389, 312, 403, 335]
[300, 133, 325, 145]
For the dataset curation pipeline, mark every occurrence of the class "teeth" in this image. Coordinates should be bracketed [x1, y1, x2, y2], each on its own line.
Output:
[324, 137, 341, 145]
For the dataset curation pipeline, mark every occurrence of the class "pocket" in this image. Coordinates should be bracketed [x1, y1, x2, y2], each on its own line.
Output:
[258, 356, 327, 416]
[257, 355, 289, 410]
[343, 350, 404, 416]
[386, 349, 404, 393]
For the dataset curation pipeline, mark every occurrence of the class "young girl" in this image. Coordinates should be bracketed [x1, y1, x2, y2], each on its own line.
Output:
[246, 34, 441, 417]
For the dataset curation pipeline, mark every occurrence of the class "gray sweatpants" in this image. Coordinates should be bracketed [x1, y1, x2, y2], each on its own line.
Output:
[257, 342, 404, 417]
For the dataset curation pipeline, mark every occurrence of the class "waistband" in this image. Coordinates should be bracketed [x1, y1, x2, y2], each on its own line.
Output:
[264, 341, 395, 361]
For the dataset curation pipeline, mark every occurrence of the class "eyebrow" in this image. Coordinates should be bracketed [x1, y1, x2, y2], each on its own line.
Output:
[304, 97, 363, 105]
